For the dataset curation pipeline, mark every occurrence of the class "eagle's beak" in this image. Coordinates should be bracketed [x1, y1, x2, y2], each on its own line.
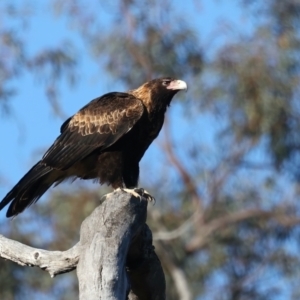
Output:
[167, 80, 188, 91]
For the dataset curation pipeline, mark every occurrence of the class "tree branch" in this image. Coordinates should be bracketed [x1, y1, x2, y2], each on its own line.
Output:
[0, 235, 79, 277]
[185, 208, 295, 252]
[0, 189, 166, 300]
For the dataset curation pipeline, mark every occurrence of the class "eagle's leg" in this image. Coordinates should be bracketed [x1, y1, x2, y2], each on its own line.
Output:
[121, 188, 156, 204]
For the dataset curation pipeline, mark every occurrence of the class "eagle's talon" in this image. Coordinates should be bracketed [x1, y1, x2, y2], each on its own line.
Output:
[139, 189, 156, 204]
[121, 188, 155, 204]
[121, 188, 142, 200]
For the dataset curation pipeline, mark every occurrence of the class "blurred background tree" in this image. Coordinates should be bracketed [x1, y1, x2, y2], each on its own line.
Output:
[1, 0, 300, 299]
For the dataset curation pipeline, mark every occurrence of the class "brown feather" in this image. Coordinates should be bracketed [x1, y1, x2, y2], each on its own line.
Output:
[0, 77, 187, 217]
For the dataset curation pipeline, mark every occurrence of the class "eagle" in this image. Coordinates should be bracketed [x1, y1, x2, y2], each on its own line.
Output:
[0, 77, 187, 217]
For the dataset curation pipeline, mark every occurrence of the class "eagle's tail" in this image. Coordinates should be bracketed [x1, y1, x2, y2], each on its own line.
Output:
[0, 161, 57, 217]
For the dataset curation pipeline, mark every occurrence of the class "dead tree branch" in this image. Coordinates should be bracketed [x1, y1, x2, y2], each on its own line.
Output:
[0, 189, 166, 300]
[0, 235, 79, 277]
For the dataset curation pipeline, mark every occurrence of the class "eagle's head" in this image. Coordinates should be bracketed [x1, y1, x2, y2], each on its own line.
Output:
[150, 77, 187, 94]
[151, 77, 187, 106]
[131, 77, 187, 110]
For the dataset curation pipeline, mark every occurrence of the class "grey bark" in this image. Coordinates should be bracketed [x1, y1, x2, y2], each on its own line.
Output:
[0, 189, 166, 300]
[0, 235, 79, 277]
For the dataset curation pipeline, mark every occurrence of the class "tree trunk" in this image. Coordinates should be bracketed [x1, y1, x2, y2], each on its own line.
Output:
[0, 189, 166, 300]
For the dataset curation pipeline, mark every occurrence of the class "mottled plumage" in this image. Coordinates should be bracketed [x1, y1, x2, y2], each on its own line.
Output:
[0, 78, 187, 217]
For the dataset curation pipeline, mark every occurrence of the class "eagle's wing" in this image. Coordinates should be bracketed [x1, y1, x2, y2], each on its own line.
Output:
[43, 92, 144, 169]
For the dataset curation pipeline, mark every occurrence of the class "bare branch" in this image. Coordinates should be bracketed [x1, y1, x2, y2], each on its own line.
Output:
[156, 242, 192, 300]
[162, 117, 204, 222]
[0, 235, 79, 277]
[186, 208, 289, 252]
[153, 210, 200, 241]
[0, 189, 166, 299]
[77, 189, 148, 299]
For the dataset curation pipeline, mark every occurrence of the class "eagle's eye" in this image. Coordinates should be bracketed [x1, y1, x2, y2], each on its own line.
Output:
[162, 80, 171, 86]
